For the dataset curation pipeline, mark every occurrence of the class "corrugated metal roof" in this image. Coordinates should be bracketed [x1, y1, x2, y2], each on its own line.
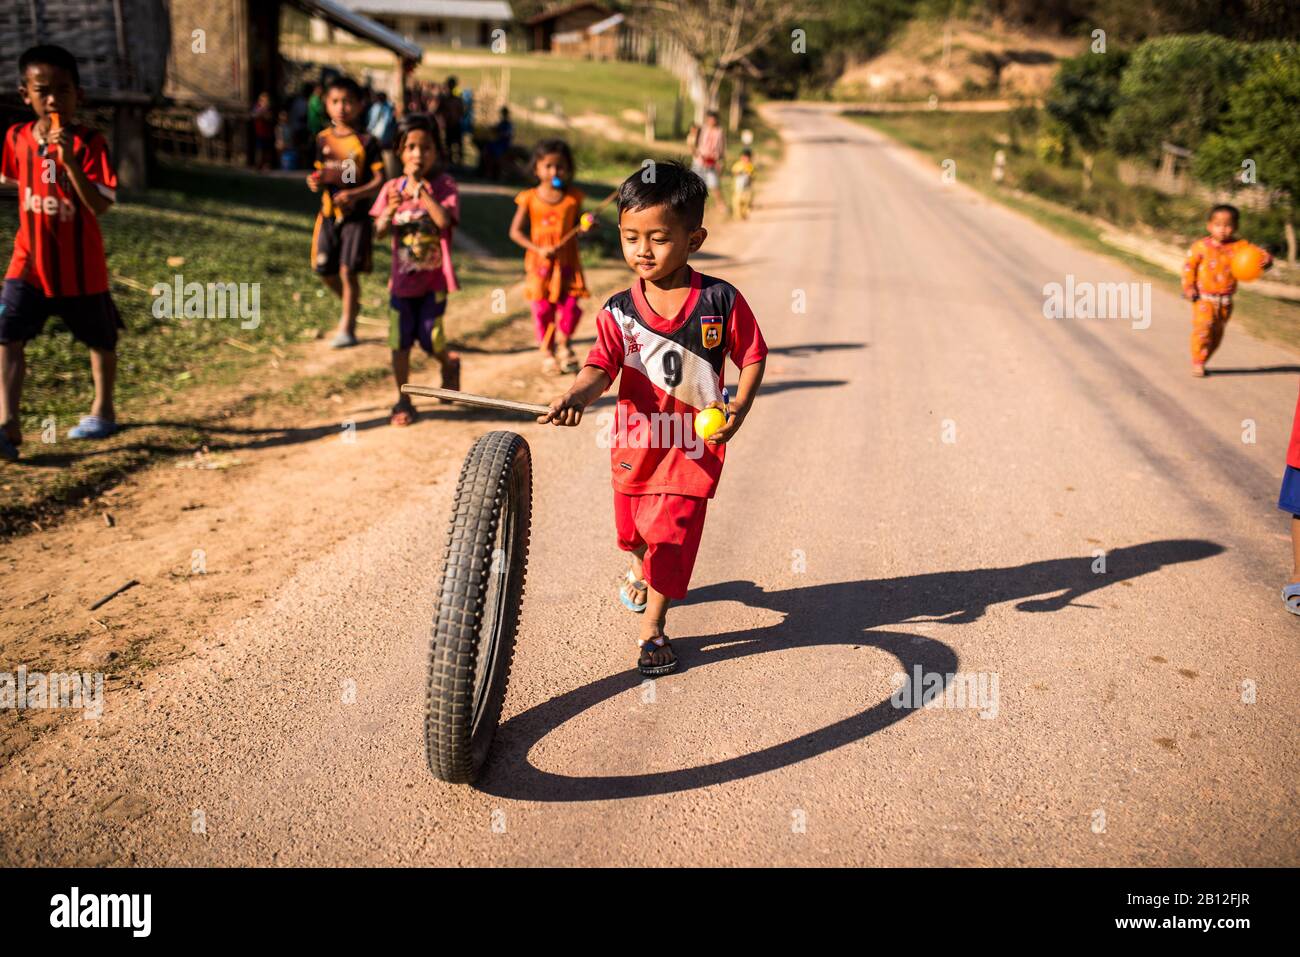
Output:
[342, 0, 514, 19]
[588, 12, 623, 35]
[292, 0, 425, 60]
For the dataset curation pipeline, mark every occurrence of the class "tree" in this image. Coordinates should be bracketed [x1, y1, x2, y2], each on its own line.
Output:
[748, 0, 917, 99]
[1193, 48, 1300, 264]
[1045, 48, 1129, 192]
[634, 0, 813, 118]
[1107, 34, 1254, 161]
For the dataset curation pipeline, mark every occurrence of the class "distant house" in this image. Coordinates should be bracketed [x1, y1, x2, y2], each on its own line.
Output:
[524, 2, 612, 52]
[168, 0, 422, 113]
[330, 1, 515, 48]
[164, 0, 421, 165]
[2, 0, 171, 188]
[552, 12, 626, 60]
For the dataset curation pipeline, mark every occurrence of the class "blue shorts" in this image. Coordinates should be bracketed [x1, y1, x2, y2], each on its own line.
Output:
[1279, 465, 1300, 517]
[389, 290, 447, 355]
[0, 279, 123, 350]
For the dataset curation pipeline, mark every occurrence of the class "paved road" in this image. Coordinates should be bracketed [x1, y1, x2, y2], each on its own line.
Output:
[4, 104, 1297, 866]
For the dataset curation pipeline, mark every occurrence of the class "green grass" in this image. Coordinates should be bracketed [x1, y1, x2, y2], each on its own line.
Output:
[415, 52, 686, 141]
[852, 110, 1300, 355]
[14, 162, 490, 427]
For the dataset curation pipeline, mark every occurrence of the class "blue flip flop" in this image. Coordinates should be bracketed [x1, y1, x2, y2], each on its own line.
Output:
[67, 415, 118, 440]
[619, 569, 648, 613]
[0, 432, 19, 462]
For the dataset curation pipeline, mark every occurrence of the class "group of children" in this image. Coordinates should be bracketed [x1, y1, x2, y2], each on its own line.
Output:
[7, 44, 1300, 655]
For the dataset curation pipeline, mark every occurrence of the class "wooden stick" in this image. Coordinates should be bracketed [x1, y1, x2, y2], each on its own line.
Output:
[89, 579, 138, 611]
[401, 384, 551, 417]
[554, 187, 619, 248]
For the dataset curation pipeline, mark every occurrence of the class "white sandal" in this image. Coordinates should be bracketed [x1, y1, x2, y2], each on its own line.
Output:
[1282, 582, 1300, 616]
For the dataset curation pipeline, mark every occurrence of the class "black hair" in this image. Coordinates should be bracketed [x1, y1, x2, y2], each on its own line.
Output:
[396, 113, 444, 163]
[530, 138, 575, 179]
[617, 160, 707, 230]
[19, 44, 80, 87]
[1209, 203, 1240, 225]
[325, 75, 362, 99]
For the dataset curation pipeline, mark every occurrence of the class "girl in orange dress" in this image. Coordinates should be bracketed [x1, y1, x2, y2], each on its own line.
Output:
[508, 139, 591, 374]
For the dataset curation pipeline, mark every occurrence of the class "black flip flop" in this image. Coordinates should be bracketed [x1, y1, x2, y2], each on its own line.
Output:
[637, 634, 678, 676]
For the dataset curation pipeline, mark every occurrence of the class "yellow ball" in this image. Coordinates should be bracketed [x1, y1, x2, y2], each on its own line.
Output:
[694, 407, 726, 440]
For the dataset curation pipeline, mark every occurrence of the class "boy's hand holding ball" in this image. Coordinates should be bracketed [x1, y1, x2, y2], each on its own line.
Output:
[696, 390, 742, 445]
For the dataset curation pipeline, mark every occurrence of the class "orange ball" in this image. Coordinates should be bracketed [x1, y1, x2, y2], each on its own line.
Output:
[1230, 243, 1268, 282]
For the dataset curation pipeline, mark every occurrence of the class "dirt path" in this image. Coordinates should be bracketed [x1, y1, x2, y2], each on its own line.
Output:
[1, 104, 1297, 866]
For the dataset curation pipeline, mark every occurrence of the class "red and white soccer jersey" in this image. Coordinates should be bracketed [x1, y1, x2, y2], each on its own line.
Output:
[1, 121, 118, 297]
[584, 268, 768, 498]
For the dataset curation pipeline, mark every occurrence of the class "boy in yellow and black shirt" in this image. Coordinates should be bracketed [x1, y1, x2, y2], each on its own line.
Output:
[307, 75, 384, 348]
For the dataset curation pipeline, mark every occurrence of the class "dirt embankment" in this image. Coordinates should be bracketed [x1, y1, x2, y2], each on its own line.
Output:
[836, 18, 1084, 102]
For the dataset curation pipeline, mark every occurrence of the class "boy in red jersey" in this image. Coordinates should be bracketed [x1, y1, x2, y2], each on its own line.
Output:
[307, 75, 385, 349]
[539, 161, 767, 675]
[0, 45, 122, 461]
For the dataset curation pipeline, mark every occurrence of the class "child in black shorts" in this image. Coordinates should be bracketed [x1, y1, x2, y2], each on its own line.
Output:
[1, 44, 123, 461]
[307, 75, 385, 349]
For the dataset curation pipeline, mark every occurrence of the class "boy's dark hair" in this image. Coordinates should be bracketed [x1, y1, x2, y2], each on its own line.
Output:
[530, 138, 574, 177]
[19, 44, 80, 87]
[325, 75, 362, 99]
[618, 160, 707, 230]
[396, 113, 445, 161]
[1209, 203, 1240, 225]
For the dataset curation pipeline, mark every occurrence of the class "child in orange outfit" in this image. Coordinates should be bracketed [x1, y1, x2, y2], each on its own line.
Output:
[1182, 204, 1272, 377]
[508, 139, 591, 376]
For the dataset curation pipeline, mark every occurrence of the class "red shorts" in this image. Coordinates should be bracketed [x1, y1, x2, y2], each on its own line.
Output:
[614, 491, 708, 600]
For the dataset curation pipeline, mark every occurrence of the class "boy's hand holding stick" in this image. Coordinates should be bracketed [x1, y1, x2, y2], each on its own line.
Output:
[537, 367, 611, 426]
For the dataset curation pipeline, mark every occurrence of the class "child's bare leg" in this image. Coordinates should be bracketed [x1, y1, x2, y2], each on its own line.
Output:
[319, 273, 343, 299]
[640, 588, 673, 667]
[1289, 516, 1300, 584]
[391, 348, 410, 400]
[336, 267, 360, 337]
[1, 341, 26, 441]
[628, 547, 649, 601]
[89, 348, 117, 421]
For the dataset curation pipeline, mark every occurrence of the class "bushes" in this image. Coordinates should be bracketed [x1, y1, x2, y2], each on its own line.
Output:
[1108, 34, 1255, 161]
[1046, 49, 1129, 156]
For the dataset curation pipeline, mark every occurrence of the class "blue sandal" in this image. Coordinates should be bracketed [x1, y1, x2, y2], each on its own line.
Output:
[0, 431, 19, 462]
[67, 415, 117, 440]
[619, 569, 647, 613]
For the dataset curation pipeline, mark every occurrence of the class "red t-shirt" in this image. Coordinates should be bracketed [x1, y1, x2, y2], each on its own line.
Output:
[1, 121, 117, 297]
[584, 268, 767, 498]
